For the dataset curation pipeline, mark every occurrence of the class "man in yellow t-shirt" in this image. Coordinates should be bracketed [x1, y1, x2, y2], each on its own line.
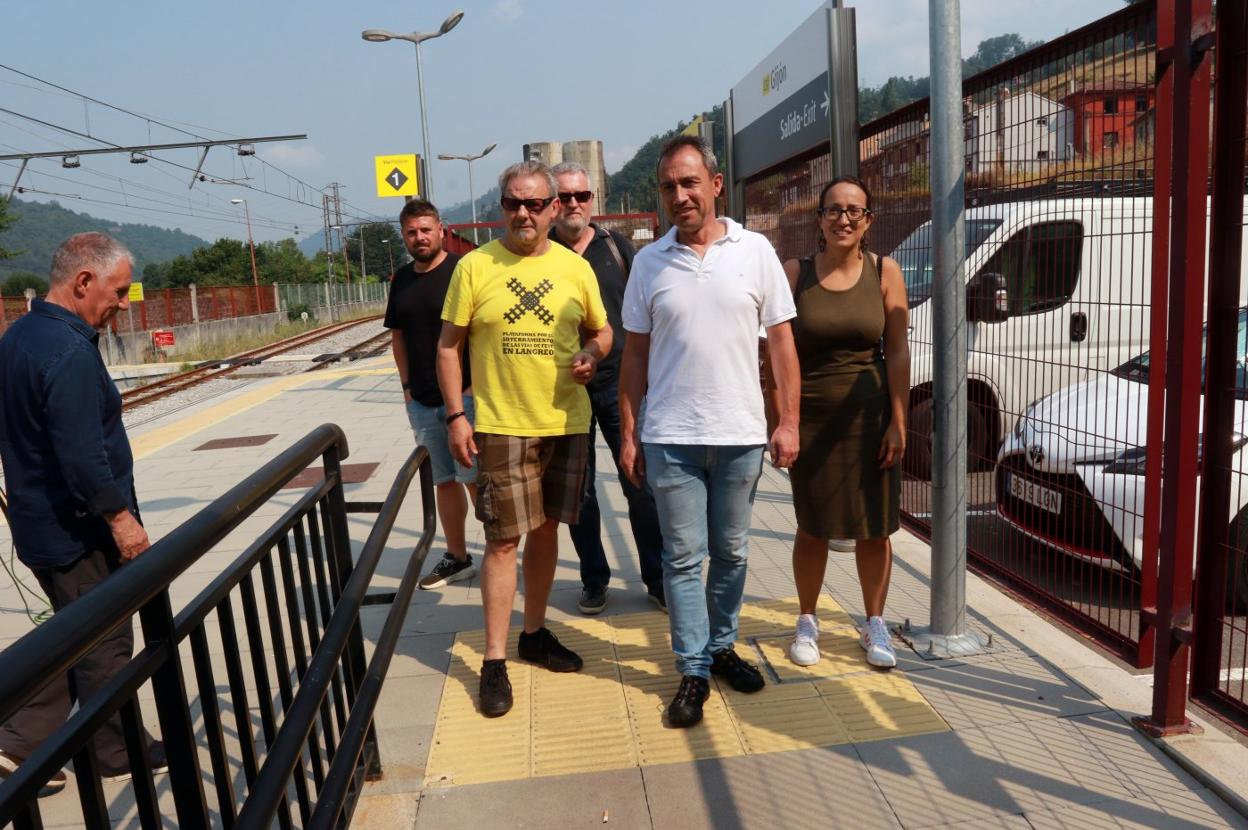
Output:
[437, 160, 612, 718]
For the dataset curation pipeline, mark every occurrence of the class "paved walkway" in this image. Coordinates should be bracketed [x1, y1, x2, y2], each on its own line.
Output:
[1, 359, 1246, 828]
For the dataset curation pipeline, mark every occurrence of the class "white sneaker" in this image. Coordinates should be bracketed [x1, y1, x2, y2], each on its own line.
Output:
[789, 614, 820, 666]
[829, 539, 856, 552]
[859, 616, 897, 668]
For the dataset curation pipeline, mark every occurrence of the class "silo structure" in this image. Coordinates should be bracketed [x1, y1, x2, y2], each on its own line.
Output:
[562, 140, 607, 209]
[523, 142, 563, 167]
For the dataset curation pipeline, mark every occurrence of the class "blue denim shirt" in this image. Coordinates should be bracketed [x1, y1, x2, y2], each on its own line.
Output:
[0, 299, 137, 568]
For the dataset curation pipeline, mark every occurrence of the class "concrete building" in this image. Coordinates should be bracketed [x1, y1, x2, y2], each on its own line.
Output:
[524, 139, 608, 209]
[964, 89, 1074, 174]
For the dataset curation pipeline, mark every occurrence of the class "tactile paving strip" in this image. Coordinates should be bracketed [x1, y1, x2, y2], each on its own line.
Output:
[423, 597, 948, 787]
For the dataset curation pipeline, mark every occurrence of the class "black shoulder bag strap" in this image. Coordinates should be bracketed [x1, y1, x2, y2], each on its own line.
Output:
[600, 229, 629, 283]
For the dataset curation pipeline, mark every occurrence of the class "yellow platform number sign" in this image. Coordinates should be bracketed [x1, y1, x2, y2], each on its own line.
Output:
[375, 154, 420, 198]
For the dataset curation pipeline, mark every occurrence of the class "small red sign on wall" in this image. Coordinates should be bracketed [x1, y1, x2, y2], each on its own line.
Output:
[151, 330, 176, 348]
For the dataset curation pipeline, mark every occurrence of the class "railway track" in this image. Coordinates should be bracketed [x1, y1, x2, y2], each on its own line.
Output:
[120, 315, 384, 411]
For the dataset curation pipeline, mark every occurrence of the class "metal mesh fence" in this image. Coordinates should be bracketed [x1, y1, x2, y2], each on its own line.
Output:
[853, 2, 1158, 663]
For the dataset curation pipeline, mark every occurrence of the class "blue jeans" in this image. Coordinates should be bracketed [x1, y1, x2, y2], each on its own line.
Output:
[569, 386, 664, 593]
[405, 394, 477, 485]
[643, 443, 764, 678]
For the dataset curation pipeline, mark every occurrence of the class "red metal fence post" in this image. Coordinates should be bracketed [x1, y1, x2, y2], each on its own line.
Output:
[1191, 0, 1248, 719]
[1134, 0, 1214, 738]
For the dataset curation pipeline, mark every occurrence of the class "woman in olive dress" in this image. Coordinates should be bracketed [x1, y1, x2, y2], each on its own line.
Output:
[782, 175, 910, 668]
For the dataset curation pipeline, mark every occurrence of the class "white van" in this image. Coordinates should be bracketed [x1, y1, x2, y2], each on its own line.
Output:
[893, 197, 1170, 479]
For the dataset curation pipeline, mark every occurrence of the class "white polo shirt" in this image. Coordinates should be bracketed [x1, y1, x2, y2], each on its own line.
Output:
[622, 217, 796, 446]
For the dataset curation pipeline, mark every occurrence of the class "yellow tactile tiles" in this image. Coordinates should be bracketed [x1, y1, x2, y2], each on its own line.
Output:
[423, 597, 949, 788]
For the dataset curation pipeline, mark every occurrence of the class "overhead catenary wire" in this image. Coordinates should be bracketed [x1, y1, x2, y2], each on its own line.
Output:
[0, 63, 394, 226]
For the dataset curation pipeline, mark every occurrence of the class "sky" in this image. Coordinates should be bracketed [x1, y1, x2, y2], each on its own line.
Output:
[0, 0, 1124, 247]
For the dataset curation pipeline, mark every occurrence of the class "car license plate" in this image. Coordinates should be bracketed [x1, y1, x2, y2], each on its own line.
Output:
[1007, 472, 1062, 515]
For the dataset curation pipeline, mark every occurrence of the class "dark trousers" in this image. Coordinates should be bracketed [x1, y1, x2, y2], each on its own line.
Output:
[569, 385, 665, 592]
[0, 549, 133, 770]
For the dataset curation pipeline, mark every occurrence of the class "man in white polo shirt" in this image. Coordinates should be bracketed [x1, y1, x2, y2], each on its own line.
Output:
[619, 136, 801, 728]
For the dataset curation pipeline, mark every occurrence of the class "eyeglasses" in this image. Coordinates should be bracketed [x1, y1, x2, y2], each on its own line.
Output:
[817, 206, 871, 222]
[500, 195, 557, 212]
[558, 190, 592, 204]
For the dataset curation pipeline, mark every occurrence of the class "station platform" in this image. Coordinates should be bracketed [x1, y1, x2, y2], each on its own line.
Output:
[2, 358, 1247, 828]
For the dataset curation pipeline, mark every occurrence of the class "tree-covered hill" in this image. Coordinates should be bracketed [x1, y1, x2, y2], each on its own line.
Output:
[0, 199, 207, 279]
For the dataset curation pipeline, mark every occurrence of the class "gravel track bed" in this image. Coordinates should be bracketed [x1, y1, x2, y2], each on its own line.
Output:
[123, 319, 390, 430]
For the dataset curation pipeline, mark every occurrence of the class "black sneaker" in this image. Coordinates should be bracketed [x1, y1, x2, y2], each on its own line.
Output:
[577, 585, 608, 615]
[0, 749, 66, 797]
[711, 647, 765, 693]
[517, 627, 583, 673]
[419, 552, 476, 590]
[479, 659, 513, 717]
[666, 675, 710, 728]
[646, 585, 667, 614]
[100, 741, 169, 783]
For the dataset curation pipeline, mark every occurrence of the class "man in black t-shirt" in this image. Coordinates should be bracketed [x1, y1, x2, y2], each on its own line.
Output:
[385, 199, 477, 589]
[550, 162, 665, 616]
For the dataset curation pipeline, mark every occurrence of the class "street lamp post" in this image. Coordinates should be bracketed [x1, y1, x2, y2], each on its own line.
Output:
[230, 198, 262, 312]
[438, 143, 496, 245]
[362, 10, 465, 204]
[381, 238, 396, 278]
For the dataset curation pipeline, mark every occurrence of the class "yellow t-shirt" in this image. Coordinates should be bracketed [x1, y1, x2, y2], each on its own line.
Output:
[442, 239, 608, 436]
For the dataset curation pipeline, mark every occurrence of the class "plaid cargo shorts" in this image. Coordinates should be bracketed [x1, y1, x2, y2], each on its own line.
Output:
[474, 432, 589, 542]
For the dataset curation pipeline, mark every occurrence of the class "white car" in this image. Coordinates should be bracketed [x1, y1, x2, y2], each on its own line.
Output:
[995, 308, 1248, 604]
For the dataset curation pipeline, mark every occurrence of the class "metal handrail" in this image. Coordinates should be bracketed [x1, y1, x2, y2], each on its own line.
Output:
[236, 447, 434, 829]
[0, 424, 349, 723]
[0, 424, 435, 828]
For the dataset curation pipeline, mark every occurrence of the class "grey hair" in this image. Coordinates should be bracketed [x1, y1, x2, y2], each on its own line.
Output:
[656, 135, 719, 178]
[498, 161, 557, 198]
[550, 161, 589, 180]
[49, 232, 135, 287]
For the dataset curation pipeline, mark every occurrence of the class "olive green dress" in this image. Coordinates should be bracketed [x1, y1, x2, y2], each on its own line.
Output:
[789, 253, 900, 540]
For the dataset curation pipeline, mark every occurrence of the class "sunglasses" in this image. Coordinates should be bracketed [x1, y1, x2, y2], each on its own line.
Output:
[500, 195, 556, 212]
[558, 190, 593, 204]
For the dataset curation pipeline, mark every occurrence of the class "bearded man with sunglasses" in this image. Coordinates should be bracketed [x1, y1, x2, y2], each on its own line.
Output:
[437, 161, 612, 717]
[549, 161, 665, 618]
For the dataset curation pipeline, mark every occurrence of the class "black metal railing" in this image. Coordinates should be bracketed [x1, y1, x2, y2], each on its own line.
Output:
[0, 424, 434, 829]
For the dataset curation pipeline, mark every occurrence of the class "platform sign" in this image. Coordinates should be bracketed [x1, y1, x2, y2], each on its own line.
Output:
[128, 282, 145, 303]
[151, 329, 175, 348]
[375, 154, 420, 198]
[729, 5, 834, 180]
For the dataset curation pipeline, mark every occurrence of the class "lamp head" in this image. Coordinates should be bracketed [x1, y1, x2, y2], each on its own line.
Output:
[230, 198, 244, 205]
[439, 11, 464, 35]
[481, 143, 497, 157]
[362, 29, 393, 42]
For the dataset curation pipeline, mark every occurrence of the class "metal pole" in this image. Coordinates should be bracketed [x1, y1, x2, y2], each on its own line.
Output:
[467, 158, 478, 245]
[414, 41, 434, 202]
[905, 0, 984, 658]
[826, 6, 860, 177]
[242, 201, 261, 312]
[359, 227, 367, 282]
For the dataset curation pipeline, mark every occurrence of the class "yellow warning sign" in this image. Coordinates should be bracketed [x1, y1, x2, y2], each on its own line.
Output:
[128, 282, 145, 302]
[375, 154, 420, 198]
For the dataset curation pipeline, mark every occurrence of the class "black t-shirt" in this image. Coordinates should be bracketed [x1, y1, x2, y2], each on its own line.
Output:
[550, 224, 633, 393]
[383, 252, 469, 407]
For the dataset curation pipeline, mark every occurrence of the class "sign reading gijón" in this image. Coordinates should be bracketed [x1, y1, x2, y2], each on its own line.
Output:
[730, 5, 833, 180]
[374, 154, 420, 198]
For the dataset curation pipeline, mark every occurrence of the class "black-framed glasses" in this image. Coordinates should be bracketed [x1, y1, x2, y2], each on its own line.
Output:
[500, 195, 557, 212]
[558, 190, 593, 204]
[817, 205, 871, 222]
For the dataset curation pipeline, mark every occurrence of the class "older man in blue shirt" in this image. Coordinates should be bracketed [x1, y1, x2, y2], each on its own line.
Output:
[0, 232, 162, 795]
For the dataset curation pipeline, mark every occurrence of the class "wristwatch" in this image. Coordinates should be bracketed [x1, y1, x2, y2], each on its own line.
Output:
[445, 410, 466, 425]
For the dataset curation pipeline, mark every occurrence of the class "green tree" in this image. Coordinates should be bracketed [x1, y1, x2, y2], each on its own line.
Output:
[1, 271, 47, 296]
[343, 222, 400, 279]
[0, 198, 15, 261]
[258, 238, 315, 283]
[163, 238, 254, 288]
